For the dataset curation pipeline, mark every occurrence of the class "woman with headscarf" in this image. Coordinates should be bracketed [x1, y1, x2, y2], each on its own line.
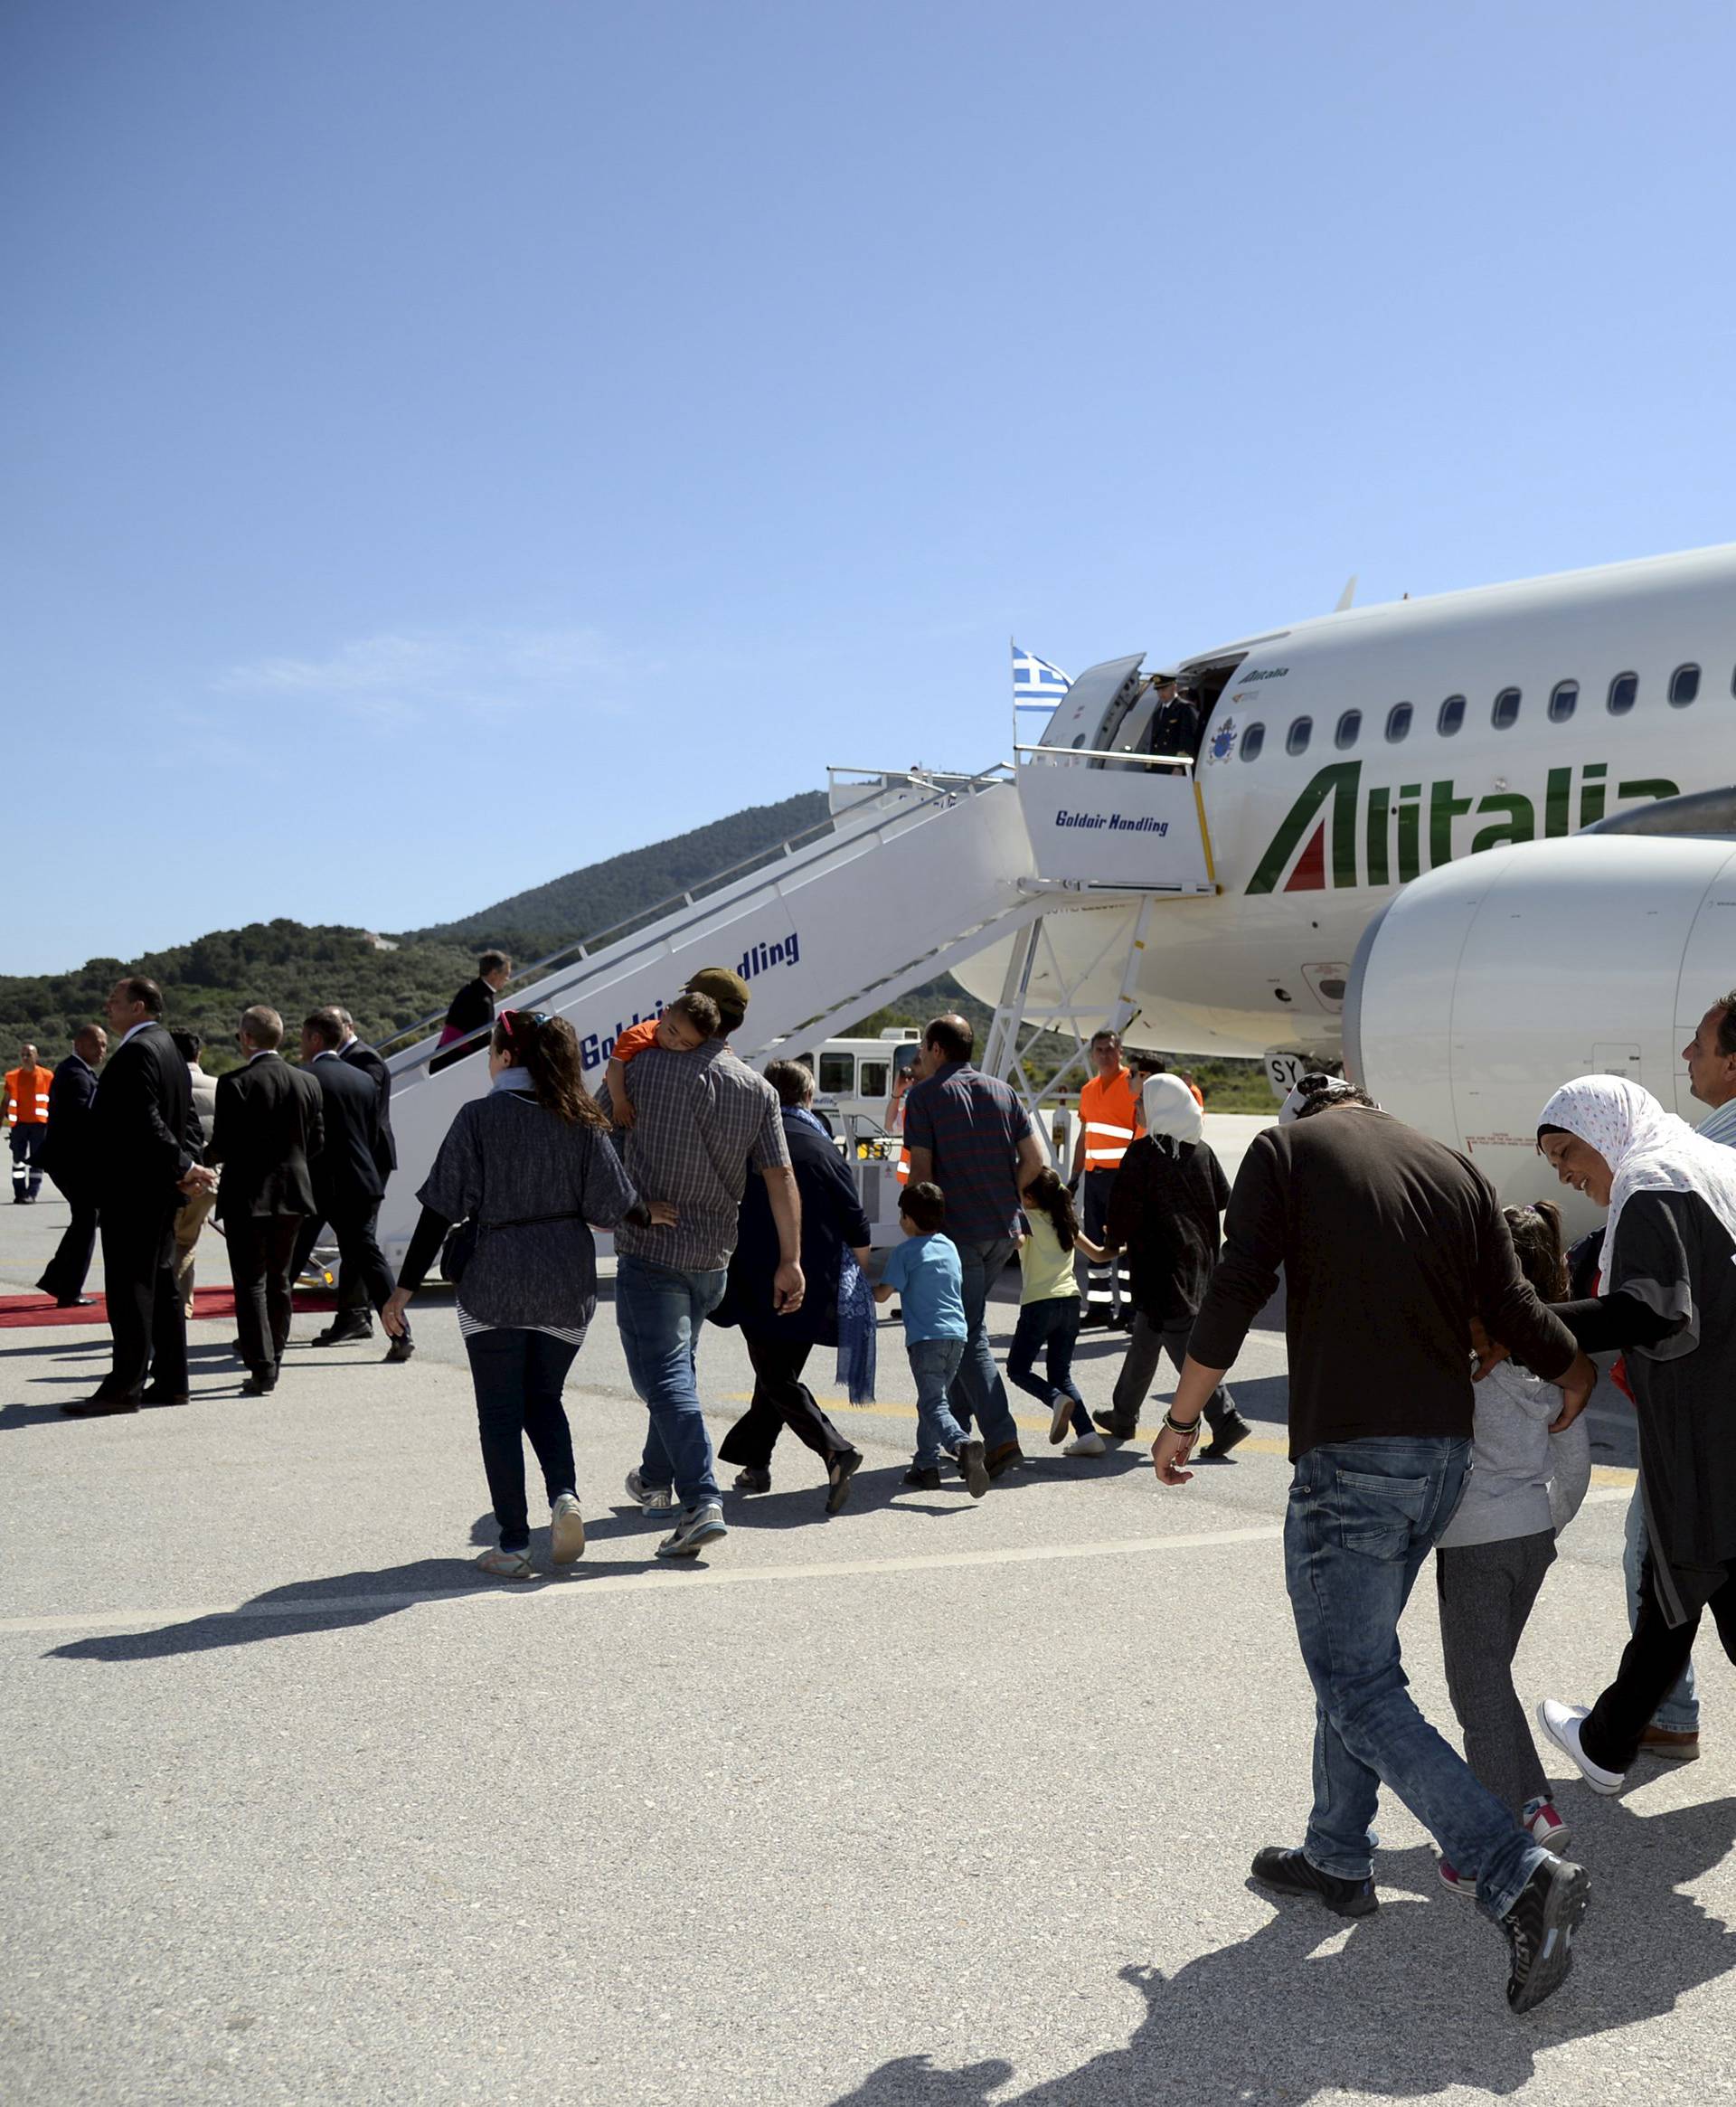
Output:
[1091, 1072, 1252, 1456]
[1526, 1075, 1736, 1790]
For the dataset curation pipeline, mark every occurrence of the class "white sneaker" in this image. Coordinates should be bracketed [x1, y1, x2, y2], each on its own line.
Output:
[1537, 1699, 1625, 1794]
[1048, 1394, 1074, 1444]
[656, 1502, 728, 1558]
[475, 1547, 535, 1580]
[625, 1469, 676, 1513]
[550, 1492, 586, 1564]
[1064, 1431, 1108, 1457]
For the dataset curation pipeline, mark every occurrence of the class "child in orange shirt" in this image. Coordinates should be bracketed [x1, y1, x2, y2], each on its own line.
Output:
[604, 990, 721, 1128]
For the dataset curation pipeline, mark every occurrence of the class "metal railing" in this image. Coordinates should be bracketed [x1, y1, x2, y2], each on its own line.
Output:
[380, 763, 1014, 1078]
[1014, 742, 1194, 771]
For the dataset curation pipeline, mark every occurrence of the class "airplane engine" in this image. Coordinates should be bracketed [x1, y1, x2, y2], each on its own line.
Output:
[1344, 832, 1736, 1226]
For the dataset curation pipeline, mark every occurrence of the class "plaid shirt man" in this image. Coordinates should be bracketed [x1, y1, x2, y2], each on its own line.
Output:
[608, 1039, 789, 1272]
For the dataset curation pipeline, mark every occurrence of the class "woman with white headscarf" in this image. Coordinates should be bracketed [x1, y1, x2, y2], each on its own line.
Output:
[1093, 1072, 1251, 1455]
[1530, 1075, 1736, 1792]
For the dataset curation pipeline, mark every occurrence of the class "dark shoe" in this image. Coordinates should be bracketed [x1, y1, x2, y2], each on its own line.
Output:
[53, 1297, 97, 1309]
[985, 1441, 1024, 1479]
[825, 1448, 863, 1514]
[1092, 1410, 1139, 1440]
[383, 1333, 415, 1364]
[61, 1392, 141, 1417]
[1638, 1724, 1701, 1762]
[732, 1466, 772, 1495]
[901, 1465, 941, 1490]
[955, 1438, 991, 1499]
[1250, 1846, 1378, 1919]
[242, 1369, 278, 1397]
[1201, 1410, 1253, 1461]
[313, 1319, 373, 1347]
[139, 1387, 192, 1406]
[230, 1337, 246, 1357]
[1501, 1854, 1590, 2014]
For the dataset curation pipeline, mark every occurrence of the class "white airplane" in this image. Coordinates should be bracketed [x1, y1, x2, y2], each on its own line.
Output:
[378, 541, 1736, 1252]
[957, 542, 1736, 1110]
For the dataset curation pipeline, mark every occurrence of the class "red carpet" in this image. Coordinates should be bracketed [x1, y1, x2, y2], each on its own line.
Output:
[0, 1288, 340, 1330]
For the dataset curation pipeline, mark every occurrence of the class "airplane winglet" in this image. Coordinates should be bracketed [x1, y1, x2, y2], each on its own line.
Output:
[1334, 574, 1358, 613]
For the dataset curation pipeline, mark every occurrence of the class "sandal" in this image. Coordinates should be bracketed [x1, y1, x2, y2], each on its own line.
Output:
[474, 1547, 535, 1580]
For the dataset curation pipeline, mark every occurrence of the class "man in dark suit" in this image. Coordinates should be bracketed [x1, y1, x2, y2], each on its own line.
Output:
[64, 978, 197, 1415]
[430, 950, 512, 1073]
[36, 1024, 108, 1307]
[301, 1009, 413, 1363]
[297, 1005, 397, 1346]
[208, 1006, 325, 1396]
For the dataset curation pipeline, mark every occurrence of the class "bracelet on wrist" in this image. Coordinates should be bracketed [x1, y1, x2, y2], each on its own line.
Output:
[1161, 1407, 1203, 1438]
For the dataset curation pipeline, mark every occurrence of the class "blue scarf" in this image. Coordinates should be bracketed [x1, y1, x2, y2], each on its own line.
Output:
[835, 1249, 878, 1405]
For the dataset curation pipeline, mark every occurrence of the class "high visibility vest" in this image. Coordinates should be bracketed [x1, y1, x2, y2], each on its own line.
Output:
[5, 1065, 51, 1126]
[1079, 1069, 1142, 1172]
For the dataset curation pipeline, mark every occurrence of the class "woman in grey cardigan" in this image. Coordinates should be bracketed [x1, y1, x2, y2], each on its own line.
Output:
[383, 1011, 671, 1578]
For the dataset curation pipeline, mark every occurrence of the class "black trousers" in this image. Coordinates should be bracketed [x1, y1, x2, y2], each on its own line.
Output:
[293, 1205, 384, 1323]
[716, 1332, 854, 1472]
[327, 1204, 399, 1315]
[39, 1184, 99, 1302]
[1581, 1551, 1736, 1773]
[227, 1214, 305, 1375]
[11, 1124, 45, 1198]
[98, 1201, 188, 1399]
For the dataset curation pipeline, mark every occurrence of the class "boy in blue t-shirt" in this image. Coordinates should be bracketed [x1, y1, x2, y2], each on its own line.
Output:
[873, 1182, 990, 1497]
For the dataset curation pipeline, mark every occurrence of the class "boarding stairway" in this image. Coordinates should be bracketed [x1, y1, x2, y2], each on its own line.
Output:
[377, 745, 1221, 1260]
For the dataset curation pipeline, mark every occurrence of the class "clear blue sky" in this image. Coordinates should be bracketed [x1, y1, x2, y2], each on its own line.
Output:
[5, 0, 1733, 973]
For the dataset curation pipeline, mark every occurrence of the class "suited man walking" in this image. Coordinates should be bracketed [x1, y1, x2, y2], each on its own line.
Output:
[36, 1024, 108, 1307]
[296, 1005, 397, 1346]
[64, 978, 197, 1416]
[302, 1010, 413, 1363]
[207, 1006, 325, 1396]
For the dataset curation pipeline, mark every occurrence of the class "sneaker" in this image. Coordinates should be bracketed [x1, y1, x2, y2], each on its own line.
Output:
[1092, 1410, 1138, 1441]
[626, 1469, 676, 1513]
[825, 1449, 863, 1515]
[1063, 1431, 1108, 1457]
[1436, 1857, 1477, 1898]
[1249, 1846, 1377, 1919]
[1638, 1724, 1701, 1762]
[1048, 1394, 1074, 1445]
[1524, 1800, 1571, 1853]
[656, 1502, 727, 1558]
[985, 1441, 1024, 1479]
[1500, 1853, 1590, 2014]
[475, 1547, 535, 1580]
[1537, 1699, 1624, 1795]
[550, 1492, 586, 1565]
[954, 1438, 991, 1499]
[732, 1466, 772, 1495]
[902, 1465, 941, 1490]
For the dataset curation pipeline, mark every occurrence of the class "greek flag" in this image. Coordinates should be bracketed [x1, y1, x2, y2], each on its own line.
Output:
[1012, 643, 1071, 714]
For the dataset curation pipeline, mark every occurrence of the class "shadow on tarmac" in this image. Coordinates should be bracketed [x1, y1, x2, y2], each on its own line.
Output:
[825, 1803, 1736, 2104]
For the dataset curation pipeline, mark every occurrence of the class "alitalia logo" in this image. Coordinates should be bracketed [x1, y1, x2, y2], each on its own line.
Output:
[1246, 761, 1682, 894]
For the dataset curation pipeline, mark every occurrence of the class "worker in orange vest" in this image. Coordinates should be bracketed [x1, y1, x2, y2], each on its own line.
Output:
[1069, 1028, 1142, 1325]
[4, 1042, 54, 1203]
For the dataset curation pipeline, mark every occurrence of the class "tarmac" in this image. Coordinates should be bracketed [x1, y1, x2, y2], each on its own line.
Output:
[2, 1117, 1731, 2105]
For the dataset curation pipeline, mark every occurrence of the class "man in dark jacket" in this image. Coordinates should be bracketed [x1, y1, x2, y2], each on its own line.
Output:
[431, 951, 513, 1072]
[1152, 1079, 1598, 2014]
[295, 1005, 396, 1345]
[712, 1059, 871, 1511]
[301, 1011, 412, 1362]
[64, 979, 197, 1414]
[36, 1024, 107, 1307]
[209, 1006, 325, 1395]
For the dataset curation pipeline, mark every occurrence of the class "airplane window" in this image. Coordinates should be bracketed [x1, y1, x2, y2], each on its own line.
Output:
[1241, 722, 1265, 761]
[1385, 703, 1412, 743]
[1335, 709, 1361, 751]
[1548, 679, 1579, 723]
[1670, 663, 1701, 707]
[1492, 686, 1522, 730]
[1438, 694, 1466, 736]
[1608, 672, 1638, 714]
[1286, 717, 1313, 757]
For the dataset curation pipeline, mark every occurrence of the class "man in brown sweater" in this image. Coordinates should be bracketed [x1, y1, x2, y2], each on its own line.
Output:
[1152, 1078, 1598, 2015]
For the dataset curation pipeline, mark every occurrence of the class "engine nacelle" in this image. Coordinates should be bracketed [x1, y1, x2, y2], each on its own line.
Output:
[1344, 834, 1736, 1224]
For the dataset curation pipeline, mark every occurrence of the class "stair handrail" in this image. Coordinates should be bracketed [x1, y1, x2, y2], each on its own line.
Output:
[380, 764, 1013, 1071]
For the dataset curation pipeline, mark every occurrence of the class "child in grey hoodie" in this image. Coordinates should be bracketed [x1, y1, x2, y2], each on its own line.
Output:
[1434, 1201, 1591, 1895]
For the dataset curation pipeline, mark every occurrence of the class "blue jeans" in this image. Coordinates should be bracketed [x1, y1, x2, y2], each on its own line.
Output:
[465, 1327, 581, 1552]
[948, 1236, 1020, 1452]
[909, 1337, 969, 1469]
[615, 1255, 726, 1509]
[1006, 1296, 1090, 1437]
[1625, 1482, 1699, 1731]
[1286, 1437, 1543, 1920]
